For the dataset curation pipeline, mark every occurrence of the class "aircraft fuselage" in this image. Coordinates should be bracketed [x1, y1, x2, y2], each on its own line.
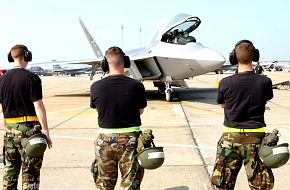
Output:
[126, 41, 225, 82]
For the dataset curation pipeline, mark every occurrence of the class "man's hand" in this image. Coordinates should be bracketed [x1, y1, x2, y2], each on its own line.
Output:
[43, 130, 52, 149]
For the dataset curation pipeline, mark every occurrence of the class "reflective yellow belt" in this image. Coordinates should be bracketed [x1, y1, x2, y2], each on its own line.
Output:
[98, 126, 140, 133]
[224, 126, 265, 133]
[4, 116, 38, 123]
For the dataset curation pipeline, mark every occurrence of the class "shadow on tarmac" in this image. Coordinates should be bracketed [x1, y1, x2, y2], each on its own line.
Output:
[54, 93, 90, 97]
[176, 87, 217, 101]
[53, 87, 218, 105]
[146, 87, 218, 105]
[164, 186, 189, 190]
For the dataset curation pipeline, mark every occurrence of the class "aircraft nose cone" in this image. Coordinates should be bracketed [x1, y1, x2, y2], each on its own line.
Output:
[198, 48, 225, 70]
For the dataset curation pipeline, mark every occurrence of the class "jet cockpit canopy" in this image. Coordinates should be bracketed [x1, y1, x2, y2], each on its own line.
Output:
[160, 14, 201, 45]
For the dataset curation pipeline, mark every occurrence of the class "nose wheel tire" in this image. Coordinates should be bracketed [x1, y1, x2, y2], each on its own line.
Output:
[165, 89, 173, 102]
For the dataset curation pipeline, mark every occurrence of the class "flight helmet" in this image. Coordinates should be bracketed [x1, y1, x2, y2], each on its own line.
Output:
[137, 146, 165, 170]
[258, 143, 289, 168]
[21, 133, 47, 157]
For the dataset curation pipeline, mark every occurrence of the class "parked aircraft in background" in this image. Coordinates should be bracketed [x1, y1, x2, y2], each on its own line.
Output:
[214, 62, 237, 74]
[52, 64, 91, 76]
[260, 60, 290, 72]
[28, 66, 52, 76]
[33, 13, 225, 101]
[214, 60, 290, 74]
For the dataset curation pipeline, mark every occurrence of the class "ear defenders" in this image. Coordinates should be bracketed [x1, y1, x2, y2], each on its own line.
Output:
[101, 47, 131, 72]
[8, 45, 32, 62]
[229, 40, 259, 65]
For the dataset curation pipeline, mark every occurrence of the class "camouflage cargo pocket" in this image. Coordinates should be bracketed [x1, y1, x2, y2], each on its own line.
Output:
[249, 161, 274, 190]
[91, 159, 98, 183]
[125, 136, 138, 152]
[211, 155, 232, 187]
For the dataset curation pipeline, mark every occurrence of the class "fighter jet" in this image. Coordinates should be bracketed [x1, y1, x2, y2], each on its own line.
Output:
[53, 13, 226, 101]
[214, 62, 237, 74]
[51, 64, 91, 76]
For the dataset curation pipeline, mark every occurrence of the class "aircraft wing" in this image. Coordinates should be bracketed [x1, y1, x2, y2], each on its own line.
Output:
[30, 58, 101, 66]
[30, 58, 102, 80]
[54, 67, 91, 76]
[59, 59, 101, 66]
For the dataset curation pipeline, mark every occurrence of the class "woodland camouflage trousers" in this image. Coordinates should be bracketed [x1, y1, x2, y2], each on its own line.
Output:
[211, 132, 274, 190]
[3, 123, 43, 190]
[92, 132, 144, 190]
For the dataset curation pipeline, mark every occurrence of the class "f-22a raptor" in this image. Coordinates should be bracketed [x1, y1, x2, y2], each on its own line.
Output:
[64, 13, 225, 101]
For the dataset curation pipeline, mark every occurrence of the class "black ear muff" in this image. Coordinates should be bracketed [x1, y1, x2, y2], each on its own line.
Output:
[8, 51, 14, 62]
[101, 57, 109, 72]
[101, 55, 130, 72]
[253, 48, 260, 62]
[229, 39, 259, 65]
[124, 55, 131, 68]
[229, 50, 237, 65]
[101, 51, 130, 72]
[23, 49, 32, 62]
[7, 46, 32, 62]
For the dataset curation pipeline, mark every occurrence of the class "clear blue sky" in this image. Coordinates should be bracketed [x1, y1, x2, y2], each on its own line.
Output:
[0, 0, 289, 69]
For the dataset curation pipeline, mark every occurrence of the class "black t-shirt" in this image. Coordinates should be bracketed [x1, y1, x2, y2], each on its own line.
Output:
[0, 68, 43, 118]
[217, 71, 273, 129]
[90, 75, 147, 128]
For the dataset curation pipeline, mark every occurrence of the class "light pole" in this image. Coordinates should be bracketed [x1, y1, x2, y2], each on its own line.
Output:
[139, 27, 142, 47]
[121, 25, 124, 49]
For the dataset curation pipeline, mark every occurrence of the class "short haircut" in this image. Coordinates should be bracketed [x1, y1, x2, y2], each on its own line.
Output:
[105, 46, 124, 66]
[235, 42, 254, 64]
[11, 44, 27, 59]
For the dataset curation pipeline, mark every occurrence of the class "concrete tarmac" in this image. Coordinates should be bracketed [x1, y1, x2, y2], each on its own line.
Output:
[0, 71, 289, 190]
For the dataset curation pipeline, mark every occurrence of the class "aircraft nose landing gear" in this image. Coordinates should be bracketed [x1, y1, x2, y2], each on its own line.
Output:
[165, 82, 177, 102]
[154, 81, 178, 102]
[165, 88, 173, 102]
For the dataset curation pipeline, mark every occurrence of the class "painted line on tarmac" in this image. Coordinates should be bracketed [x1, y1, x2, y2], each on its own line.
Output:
[171, 105, 185, 117]
[0, 131, 216, 150]
[50, 134, 216, 149]
[51, 134, 95, 141]
[47, 107, 90, 114]
[158, 143, 216, 150]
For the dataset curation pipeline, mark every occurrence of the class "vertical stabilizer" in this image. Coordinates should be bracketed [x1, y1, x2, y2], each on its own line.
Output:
[79, 17, 103, 59]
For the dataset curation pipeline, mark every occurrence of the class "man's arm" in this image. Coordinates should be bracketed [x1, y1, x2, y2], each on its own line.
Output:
[0, 103, 4, 129]
[33, 99, 52, 148]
